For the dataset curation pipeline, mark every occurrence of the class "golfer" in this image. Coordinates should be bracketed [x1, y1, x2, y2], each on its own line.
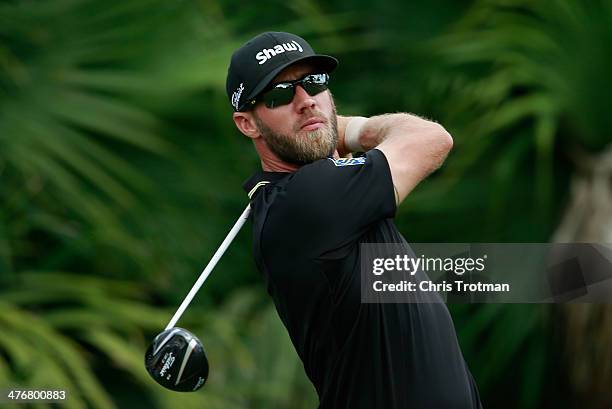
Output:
[226, 32, 483, 408]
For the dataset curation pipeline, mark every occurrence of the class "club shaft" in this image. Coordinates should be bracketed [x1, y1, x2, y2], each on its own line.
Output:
[165, 204, 251, 330]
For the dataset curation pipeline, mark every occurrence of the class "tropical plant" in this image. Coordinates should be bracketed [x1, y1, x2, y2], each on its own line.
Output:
[0, 272, 316, 409]
[553, 144, 612, 409]
[422, 0, 612, 234]
[402, 0, 612, 407]
[0, 1, 337, 407]
[4, 0, 609, 407]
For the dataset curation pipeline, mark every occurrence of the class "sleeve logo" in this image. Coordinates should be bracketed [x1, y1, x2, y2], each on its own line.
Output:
[328, 157, 366, 167]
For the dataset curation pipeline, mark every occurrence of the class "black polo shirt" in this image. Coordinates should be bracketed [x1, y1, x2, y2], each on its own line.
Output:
[243, 149, 482, 409]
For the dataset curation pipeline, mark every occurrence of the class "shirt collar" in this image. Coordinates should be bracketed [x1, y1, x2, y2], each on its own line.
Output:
[242, 170, 291, 198]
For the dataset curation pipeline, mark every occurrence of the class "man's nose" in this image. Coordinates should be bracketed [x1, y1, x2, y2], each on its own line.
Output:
[293, 85, 316, 113]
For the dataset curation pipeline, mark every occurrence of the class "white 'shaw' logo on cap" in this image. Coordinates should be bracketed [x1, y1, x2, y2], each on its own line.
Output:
[255, 40, 303, 65]
[231, 82, 244, 110]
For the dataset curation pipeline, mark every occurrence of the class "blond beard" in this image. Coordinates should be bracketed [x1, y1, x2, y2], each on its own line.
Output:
[254, 103, 338, 166]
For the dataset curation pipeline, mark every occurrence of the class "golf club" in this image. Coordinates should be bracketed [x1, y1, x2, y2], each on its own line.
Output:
[145, 204, 251, 392]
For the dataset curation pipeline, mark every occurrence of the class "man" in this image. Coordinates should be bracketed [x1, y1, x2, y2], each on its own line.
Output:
[226, 31, 483, 408]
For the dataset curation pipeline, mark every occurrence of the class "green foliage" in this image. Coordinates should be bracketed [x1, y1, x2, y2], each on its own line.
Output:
[1, 1, 328, 406]
[0, 273, 154, 409]
[450, 304, 551, 409]
[414, 0, 612, 237]
[413, 2, 612, 407]
[2, 0, 610, 408]
[0, 273, 315, 409]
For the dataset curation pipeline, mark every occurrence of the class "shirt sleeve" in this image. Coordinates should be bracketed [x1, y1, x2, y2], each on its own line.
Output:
[287, 148, 397, 255]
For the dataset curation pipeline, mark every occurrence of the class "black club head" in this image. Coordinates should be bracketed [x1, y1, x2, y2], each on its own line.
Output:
[145, 327, 209, 392]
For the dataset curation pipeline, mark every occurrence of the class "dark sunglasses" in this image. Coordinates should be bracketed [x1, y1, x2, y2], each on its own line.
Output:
[246, 73, 330, 110]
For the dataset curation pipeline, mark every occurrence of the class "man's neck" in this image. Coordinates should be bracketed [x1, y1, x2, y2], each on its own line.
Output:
[260, 149, 342, 172]
[261, 158, 299, 173]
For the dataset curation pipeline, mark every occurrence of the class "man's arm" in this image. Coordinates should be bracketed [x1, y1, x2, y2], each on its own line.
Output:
[336, 114, 453, 205]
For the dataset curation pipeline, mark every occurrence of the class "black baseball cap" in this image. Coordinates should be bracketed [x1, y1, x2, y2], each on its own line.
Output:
[226, 32, 338, 112]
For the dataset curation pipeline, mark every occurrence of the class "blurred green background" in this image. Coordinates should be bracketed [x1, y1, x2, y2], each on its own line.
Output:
[1, 0, 611, 408]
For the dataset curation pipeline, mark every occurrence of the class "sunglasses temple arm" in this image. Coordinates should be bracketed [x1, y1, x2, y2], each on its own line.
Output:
[165, 204, 251, 330]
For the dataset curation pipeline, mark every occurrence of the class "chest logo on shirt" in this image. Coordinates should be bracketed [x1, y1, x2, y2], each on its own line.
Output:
[328, 157, 366, 167]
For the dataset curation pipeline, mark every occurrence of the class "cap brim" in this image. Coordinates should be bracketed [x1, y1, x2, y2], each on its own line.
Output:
[240, 54, 338, 111]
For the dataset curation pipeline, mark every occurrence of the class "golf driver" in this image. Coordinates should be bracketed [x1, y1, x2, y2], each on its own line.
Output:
[145, 204, 251, 392]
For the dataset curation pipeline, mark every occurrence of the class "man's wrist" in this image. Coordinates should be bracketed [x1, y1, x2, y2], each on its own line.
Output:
[344, 116, 368, 152]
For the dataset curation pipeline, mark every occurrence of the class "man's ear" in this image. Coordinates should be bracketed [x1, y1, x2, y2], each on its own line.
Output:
[233, 112, 260, 139]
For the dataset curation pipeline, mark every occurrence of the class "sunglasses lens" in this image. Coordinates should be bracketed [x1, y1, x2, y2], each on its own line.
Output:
[302, 74, 329, 96]
[263, 84, 294, 109]
[260, 73, 329, 109]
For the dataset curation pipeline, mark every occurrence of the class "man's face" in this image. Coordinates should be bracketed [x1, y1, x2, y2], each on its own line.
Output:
[252, 63, 338, 165]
